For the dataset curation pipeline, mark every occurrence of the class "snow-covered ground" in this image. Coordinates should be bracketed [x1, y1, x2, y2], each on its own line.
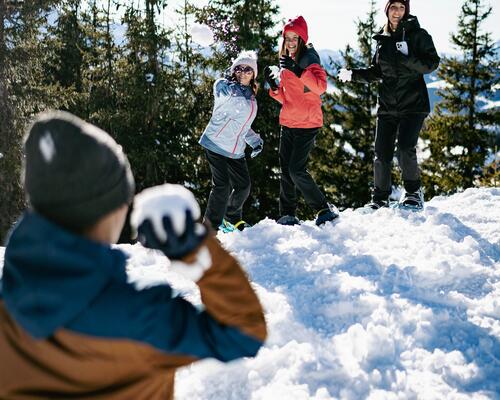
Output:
[1, 188, 499, 399]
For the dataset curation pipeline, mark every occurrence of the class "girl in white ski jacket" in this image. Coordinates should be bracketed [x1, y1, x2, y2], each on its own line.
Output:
[199, 51, 263, 231]
[199, 76, 262, 157]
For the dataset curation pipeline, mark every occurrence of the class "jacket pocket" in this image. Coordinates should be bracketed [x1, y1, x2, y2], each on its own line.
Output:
[305, 93, 322, 125]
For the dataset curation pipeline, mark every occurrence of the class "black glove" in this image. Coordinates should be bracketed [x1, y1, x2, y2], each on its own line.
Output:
[264, 66, 278, 91]
[137, 210, 207, 260]
[279, 55, 303, 77]
[251, 143, 263, 158]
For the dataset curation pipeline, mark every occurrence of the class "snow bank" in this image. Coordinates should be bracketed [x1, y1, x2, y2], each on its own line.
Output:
[1, 188, 499, 399]
[123, 187, 500, 399]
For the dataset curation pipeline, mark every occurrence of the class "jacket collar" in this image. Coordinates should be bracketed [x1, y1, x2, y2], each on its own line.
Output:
[297, 44, 321, 68]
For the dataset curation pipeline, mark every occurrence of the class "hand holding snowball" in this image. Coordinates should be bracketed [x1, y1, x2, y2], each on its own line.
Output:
[130, 184, 208, 261]
[264, 66, 279, 91]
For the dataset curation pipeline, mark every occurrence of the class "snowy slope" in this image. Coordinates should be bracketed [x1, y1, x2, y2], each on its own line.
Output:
[1, 188, 499, 399]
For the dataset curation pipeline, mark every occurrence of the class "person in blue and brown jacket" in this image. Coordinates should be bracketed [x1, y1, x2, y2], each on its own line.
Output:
[0, 111, 267, 400]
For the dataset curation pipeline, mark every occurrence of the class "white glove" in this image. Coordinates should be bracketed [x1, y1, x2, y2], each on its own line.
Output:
[338, 68, 352, 83]
[396, 41, 409, 56]
[130, 183, 206, 242]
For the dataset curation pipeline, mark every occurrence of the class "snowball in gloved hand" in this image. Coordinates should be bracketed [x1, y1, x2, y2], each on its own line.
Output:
[130, 184, 205, 244]
[268, 65, 280, 80]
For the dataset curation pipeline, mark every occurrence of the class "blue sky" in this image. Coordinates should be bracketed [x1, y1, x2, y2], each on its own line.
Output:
[164, 0, 499, 55]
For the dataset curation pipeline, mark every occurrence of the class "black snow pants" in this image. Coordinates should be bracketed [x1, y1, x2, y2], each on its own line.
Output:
[203, 149, 251, 229]
[279, 127, 328, 216]
[373, 113, 427, 200]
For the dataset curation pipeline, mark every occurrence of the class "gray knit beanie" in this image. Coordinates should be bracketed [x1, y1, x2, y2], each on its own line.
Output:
[23, 111, 135, 231]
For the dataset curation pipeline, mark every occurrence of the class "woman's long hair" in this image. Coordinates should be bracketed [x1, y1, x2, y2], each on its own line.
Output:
[279, 36, 307, 61]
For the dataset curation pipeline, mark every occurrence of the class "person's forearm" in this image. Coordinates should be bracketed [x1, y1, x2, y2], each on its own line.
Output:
[300, 65, 327, 95]
[352, 67, 381, 83]
[196, 235, 267, 342]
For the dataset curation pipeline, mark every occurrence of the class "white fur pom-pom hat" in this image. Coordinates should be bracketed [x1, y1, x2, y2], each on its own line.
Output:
[230, 50, 258, 77]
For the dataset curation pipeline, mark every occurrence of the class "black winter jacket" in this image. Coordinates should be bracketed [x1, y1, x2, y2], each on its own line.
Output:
[352, 15, 440, 115]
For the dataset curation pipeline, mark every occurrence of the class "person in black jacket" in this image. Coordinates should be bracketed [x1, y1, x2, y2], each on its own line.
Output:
[338, 0, 440, 209]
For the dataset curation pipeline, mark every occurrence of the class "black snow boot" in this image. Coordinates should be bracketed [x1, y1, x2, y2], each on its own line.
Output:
[365, 197, 390, 210]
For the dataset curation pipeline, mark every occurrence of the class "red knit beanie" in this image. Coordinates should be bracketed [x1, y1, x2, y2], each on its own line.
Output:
[282, 16, 308, 44]
[385, 0, 410, 17]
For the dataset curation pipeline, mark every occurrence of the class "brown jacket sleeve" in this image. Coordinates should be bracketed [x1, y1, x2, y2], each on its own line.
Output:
[193, 234, 267, 342]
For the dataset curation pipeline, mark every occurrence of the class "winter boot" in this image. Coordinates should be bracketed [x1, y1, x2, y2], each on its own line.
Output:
[277, 215, 300, 226]
[219, 219, 236, 233]
[400, 188, 424, 209]
[315, 203, 339, 226]
[233, 220, 251, 231]
[365, 197, 390, 210]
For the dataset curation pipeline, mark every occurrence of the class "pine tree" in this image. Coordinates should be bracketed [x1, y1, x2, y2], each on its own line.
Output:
[82, 0, 119, 128]
[168, 0, 216, 195]
[44, 1, 88, 114]
[0, 0, 20, 243]
[109, 0, 178, 191]
[421, 0, 499, 195]
[0, 0, 61, 243]
[312, 0, 378, 209]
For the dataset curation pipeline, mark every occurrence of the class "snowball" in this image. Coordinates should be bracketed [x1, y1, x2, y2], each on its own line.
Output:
[130, 183, 201, 242]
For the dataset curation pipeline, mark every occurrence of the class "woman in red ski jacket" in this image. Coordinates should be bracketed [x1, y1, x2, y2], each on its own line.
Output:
[265, 16, 338, 226]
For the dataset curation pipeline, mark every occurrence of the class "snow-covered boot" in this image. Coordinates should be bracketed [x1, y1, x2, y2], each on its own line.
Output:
[277, 215, 300, 226]
[400, 188, 424, 210]
[315, 203, 339, 226]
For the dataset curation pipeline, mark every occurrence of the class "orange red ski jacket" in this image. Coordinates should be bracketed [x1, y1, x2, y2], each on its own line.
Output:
[269, 45, 327, 129]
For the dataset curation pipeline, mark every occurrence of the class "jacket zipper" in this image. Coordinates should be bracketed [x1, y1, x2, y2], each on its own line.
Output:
[231, 99, 255, 155]
[214, 119, 232, 138]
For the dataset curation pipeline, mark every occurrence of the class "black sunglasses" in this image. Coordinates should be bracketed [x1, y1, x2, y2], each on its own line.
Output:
[234, 66, 254, 74]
